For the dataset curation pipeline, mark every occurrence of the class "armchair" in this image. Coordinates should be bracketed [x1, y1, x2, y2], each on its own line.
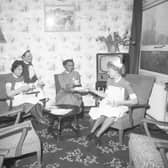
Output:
[128, 133, 168, 168]
[0, 79, 23, 127]
[0, 120, 42, 168]
[54, 73, 83, 115]
[0, 73, 47, 126]
[110, 74, 155, 144]
[128, 116, 168, 168]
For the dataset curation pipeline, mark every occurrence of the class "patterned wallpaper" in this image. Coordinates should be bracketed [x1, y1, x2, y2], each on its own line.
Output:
[0, 0, 133, 99]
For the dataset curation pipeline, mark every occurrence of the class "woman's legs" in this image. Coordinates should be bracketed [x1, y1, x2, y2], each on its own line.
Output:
[95, 117, 116, 138]
[23, 103, 47, 124]
[90, 115, 106, 134]
[86, 115, 106, 141]
[34, 103, 44, 118]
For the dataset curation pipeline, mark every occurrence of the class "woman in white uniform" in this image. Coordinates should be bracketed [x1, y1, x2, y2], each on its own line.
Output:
[87, 58, 138, 145]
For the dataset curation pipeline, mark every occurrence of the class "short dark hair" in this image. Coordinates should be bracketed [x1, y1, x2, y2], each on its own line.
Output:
[62, 59, 74, 66]
[21, 50, 30, 58]
[11, 60, 23, 72]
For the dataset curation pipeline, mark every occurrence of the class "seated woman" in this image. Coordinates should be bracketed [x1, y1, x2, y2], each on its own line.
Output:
[87, 59, 138, 145]
[5, 60, 47, 124]
[56, 59, 82, 107]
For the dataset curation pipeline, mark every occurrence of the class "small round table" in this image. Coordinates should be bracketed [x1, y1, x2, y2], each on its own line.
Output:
[47, 104, 80, 142]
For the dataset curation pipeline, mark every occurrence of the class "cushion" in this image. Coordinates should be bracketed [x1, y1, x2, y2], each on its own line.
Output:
[129, 133, 164, 168]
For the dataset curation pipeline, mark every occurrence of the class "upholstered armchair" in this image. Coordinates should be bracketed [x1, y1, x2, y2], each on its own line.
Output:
[129, 133, 168, 168]
[54, 73, 83, 116]
[0, 79, 23, 127]
[128, 117, 168, 168]
[0, 120, 42, 168]
[0, 73, 46, 126]
[110, 74, 155, 144]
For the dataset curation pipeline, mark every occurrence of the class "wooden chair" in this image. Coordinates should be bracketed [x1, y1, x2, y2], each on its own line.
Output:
[0, 78, 23, 127]
[95, 74, 155, 144]
[0, 75, 42, 167]
[129, 133, 168, 168]
[129, 98, 168, 168]
[0, 73, 47, 126]
[54, 74, 83, 117]
[110, 74, 155, 144]
[0, 120, 42, 168]
[48, 74, 83, 139]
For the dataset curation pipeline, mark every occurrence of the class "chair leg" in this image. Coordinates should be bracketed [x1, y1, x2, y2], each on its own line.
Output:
[74, 115, 80, 130]
[119, 129, 123, 144]
[128, 148, 134, 168]
[57, 117, 63, 142]
[0, 156, 5, 168]
[37, 149, 42, 168]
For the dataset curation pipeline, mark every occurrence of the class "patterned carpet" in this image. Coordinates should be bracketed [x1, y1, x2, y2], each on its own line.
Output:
[6, 114, 167, 168]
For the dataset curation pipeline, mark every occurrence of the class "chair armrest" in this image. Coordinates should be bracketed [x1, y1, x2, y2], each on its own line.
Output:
[128, 103, 150, 110]
[156, 141, 168, 149]
[0, 121, 31, 137]
[25, 90, 40, 97]
[0, 107, 23, 124]
[0, 107, 23, 117]
[142, 118, 168, 127]
[127, 103, 150, 126]
[142, 118, 168, 137]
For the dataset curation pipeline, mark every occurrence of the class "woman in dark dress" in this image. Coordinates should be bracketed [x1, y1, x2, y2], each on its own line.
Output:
[56, 59, 82, 107]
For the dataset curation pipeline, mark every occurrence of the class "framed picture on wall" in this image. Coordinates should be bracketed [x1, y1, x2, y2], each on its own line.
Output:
[44, 5, 80, 32]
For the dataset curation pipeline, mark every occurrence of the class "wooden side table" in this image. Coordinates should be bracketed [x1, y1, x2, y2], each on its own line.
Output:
[47, 105, 80, 142]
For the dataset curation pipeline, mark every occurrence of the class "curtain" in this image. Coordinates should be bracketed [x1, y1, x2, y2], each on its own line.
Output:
[129, 0, 142, 74]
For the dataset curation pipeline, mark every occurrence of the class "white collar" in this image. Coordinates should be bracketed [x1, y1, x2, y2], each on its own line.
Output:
[64, 70, 72, 74]
[23, 61, 29, 64]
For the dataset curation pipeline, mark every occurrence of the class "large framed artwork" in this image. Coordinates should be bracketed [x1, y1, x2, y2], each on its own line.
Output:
[44, 5, 80, 32]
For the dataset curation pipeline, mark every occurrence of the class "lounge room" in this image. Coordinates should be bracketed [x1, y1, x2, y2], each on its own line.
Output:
[0, 0, 168, 168]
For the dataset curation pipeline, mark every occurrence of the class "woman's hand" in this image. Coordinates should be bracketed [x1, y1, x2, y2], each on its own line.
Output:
[20, 85, 31, 92]
[37, 81, 45, 89]
[88, 89, 105, 98]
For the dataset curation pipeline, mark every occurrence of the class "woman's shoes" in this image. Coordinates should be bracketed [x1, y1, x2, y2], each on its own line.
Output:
[38, 117, 48, 125]
[86, 132, 95, 141]
[86, 133, 101, 145]
[93, 135, 101, 145]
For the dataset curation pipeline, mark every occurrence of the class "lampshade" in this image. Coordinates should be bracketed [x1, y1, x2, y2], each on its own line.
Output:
[0, 28, 6, 43]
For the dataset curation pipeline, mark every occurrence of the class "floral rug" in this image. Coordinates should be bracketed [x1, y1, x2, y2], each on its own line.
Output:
[9, 114, 159, 168]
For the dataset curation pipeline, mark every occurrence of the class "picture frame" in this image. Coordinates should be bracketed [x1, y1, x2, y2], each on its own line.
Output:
[44, 5, 80, 32]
